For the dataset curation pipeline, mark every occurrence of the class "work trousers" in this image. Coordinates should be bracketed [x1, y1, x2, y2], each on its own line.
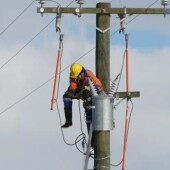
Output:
[63, 89, 92, 133]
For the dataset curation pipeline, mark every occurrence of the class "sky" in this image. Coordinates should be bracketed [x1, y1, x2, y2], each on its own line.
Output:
[0, 0, 170, 170]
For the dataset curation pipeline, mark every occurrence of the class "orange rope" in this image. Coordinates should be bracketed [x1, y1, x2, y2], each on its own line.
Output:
[51, 37, 62, 110]
[125, 34, 129, 93]
[122, 101, 129, 170]
[122, 34, 129, 170]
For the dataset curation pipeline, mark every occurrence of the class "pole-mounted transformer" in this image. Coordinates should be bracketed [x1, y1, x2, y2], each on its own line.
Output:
[92, 94, 114, 131]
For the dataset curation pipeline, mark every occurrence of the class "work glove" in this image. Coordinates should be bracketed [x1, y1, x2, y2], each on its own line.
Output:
[82, 89, 91, 98]
[65, 90, 79, 99]
[74, 87, 92, 100]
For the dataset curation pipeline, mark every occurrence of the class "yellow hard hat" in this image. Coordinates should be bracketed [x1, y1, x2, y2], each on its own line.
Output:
[70, 63, 83, 78]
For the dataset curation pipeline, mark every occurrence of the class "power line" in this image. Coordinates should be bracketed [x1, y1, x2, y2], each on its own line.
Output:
[65, 0, 75, 7]
[0, 17, 55, 71]
[0, 0, 75, 71]
[126, 0, 160, 25]
[0, 0, 159, 71]
[0, 0, 35, 37]
[0, 0, 75, 115]
[0, 48, 94, 116]
[0, 0, 159, 117]
[0, 76, 53, 116]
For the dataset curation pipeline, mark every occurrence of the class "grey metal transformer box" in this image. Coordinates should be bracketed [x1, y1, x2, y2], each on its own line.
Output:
[92, 94, 114, 131]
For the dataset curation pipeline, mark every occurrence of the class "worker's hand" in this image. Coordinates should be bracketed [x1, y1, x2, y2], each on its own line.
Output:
[74, 86, 84, 94]
[65, 90, 79, 99]
[82, 89, 91, 98]
[74, 87, 92, 99]
[72, 87, 83, 99]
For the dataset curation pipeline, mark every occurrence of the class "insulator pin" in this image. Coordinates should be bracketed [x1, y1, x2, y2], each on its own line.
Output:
[161, 0, 169, 6]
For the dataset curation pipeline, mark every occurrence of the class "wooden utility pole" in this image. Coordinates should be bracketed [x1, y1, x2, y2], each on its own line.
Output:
[95, 3, 111, 170]
[37, 1, 169, 169]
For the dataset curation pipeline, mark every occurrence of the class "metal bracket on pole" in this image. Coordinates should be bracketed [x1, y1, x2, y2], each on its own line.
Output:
[113, 91, 140, 99]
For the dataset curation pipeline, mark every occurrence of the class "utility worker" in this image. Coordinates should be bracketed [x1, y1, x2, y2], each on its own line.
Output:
[62, 63, 103, 133]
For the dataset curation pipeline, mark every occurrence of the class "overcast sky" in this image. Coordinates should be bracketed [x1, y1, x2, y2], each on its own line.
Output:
[0, 0, 170, 170]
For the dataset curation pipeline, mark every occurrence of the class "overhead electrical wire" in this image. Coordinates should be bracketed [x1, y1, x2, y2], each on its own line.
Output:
[0, 0, 73, 37]
[0, 18, 55, 71]
[0, 0, 156, 165]
[75, 0, 159, 34]
[126, 0, 160, 26]
[0, 0, 35, 37]
[0, 0, 74, 115]
[0, 0, 159, 72]
[0, 0, 159, 117]
[41, 0, 61, 6]
[0, 0, 74, 71]
[0, 0, 142, 168]
[0, 76, 53, 116]
[65, 0, 75, 7]
[0, 49, 94, 116]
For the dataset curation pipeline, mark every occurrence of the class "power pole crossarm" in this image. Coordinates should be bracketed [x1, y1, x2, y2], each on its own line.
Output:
[114, 91, 140, 99]
[37, 7, 170, 15]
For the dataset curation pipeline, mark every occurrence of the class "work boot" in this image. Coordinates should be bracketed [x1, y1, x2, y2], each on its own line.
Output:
[61, 108, 72, 128]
